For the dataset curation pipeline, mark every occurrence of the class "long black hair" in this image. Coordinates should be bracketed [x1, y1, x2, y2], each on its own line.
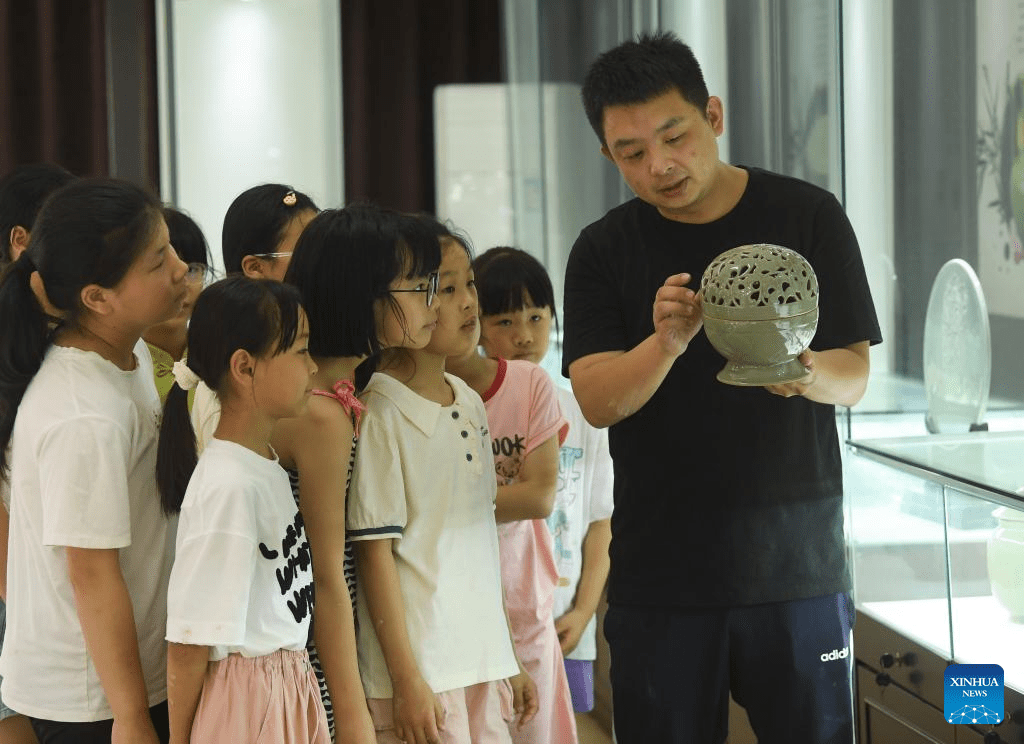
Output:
[0, 163, 76, 269]
[163, 206, 210, 266]
[0, 178, 161, 476]
[156, 276, 304, 514]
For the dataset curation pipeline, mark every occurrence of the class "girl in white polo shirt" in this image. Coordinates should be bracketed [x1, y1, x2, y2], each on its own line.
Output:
[156, 276, 326, 744]
[348, 214, 537, 744]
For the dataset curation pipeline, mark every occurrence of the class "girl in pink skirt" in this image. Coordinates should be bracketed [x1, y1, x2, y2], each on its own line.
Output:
[157, 276, 328, 744]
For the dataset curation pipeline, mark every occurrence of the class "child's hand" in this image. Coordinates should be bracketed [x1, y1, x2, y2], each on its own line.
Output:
[334, 701, 377, 744]
[509, 669, 539, 729]
[554, 608, 590, 655]
[393, 674, 445, 744]
[113, 712, 161, 744]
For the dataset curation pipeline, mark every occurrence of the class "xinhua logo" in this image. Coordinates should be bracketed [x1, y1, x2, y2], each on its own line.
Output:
[944, 664, 1004, 724]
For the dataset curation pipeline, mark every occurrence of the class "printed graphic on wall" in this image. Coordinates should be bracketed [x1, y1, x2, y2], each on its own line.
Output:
[977, 3, 1024, 318]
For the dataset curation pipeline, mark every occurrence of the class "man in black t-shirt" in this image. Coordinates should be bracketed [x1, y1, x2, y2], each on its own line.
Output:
[562, 32, 881, 744]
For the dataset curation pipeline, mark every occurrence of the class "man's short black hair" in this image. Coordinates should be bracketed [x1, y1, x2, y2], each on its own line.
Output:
[582, 31, 710, 145]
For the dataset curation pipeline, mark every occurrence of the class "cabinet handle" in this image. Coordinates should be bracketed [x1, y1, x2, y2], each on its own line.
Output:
[982, 732, 1003, 744]
[1011, 709, 1024, 724]
[875, 672, 892, 687]
[879, 652, 916, 668]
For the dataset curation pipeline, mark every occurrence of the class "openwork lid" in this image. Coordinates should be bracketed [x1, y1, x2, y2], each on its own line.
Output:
[701, 243, 818, 321]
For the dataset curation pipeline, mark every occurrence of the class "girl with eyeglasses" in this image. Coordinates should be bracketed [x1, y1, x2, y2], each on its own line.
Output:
[221, 183, 318, 281]
[346, 211, 536, 744]
[190, 185, 318, 452]
[143, 207, 213, 405]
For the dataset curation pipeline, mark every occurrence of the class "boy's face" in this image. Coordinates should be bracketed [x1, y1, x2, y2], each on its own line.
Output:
[601, 88, 726, 223]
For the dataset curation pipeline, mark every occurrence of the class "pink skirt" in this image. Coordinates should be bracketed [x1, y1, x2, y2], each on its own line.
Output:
[189, 649, 330, 744]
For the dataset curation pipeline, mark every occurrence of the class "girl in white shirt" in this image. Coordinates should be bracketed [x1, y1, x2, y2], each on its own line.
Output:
[156, 276, 326, 744]
[0, 178, 188, 744]
[348, 213, 537, 744]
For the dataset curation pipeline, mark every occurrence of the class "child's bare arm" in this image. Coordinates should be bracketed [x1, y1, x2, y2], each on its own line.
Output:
[279, 406, 375, 743]
[66, 547, 160, 744]
[166, 642, 209, 744]
[555, 518, 611, 655]
[494, 435, 559, 523]
[356, 539, 444, 744]
[499, 581, 539, 729]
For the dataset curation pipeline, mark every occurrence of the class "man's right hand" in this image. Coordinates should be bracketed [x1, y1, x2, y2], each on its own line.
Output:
[652, 273, 703, 358]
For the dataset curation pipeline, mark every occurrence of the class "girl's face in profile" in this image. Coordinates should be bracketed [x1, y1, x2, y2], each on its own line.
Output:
[376, 267, 439, 350]
[108, 216, 189, 332]
[252, 310, 318, 419]
[478, 291, 553, 365]
[426, 239, 479, 359]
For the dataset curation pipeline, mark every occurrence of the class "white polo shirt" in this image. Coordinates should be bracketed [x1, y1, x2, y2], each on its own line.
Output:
[348, 372, 519, 697]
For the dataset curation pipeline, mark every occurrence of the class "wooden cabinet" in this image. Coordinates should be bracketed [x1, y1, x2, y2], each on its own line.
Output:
[855, 609, 1024, 744]
[857, 663, 954, 744]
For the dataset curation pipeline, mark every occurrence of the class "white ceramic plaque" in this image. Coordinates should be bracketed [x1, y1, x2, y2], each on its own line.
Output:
[923, 259, 991, 433]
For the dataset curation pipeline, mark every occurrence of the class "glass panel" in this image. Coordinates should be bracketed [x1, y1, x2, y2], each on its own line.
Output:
[724, 0, 842, 198]
[500, 0, 659, 383]
[846, 447, 953, 659]
[157, 0, 344, 275]
[946, 487, 1024, 693]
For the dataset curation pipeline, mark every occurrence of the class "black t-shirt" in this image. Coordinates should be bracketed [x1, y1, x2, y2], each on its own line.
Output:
[562, 167, 882, 608]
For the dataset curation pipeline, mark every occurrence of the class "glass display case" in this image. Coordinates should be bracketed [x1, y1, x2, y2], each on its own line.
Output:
[845, 391, 1024, 744]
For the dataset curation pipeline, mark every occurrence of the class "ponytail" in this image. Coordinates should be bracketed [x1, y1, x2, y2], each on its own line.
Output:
[155, 275, 304, 513]
[156, 380, 198, 514]
[0, 254, 53, 476]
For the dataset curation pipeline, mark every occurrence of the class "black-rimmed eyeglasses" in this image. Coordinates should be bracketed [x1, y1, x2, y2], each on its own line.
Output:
[388, 272, 438, 307]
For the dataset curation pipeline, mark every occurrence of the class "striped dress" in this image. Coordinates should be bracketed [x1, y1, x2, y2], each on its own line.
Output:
[287, 379, 364, 742]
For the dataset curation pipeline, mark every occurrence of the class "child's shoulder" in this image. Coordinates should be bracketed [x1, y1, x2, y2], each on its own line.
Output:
[502, 358, 559, 401]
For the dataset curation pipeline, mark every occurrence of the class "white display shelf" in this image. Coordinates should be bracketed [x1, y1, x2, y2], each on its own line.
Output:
[862, 596, 1024, 692]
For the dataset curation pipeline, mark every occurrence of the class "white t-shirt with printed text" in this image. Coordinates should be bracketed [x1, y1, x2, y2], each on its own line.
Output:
[0, 341, 174, 721]
[548, 386, 614, 661]
[166, 438, 313, 660]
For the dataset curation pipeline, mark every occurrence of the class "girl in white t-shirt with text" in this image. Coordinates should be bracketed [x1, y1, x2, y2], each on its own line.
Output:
[0, 179, 188, 744]
[347, 212, 537, 744]
[156, 276, 327, 744]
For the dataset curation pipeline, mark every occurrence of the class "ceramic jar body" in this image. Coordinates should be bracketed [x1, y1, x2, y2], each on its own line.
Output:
[703, 307, 818, 386]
